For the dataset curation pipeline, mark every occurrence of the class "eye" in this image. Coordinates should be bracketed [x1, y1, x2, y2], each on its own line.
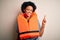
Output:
[30, 9, 33, 11]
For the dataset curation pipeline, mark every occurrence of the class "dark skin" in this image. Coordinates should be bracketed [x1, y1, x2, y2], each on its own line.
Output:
[24, 6, 46, 37]
[39, 16, 46, 37]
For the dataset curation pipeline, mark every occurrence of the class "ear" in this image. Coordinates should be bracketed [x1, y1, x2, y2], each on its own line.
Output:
[23, 9, 25, 12]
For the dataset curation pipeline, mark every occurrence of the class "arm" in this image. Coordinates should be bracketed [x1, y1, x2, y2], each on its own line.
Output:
[39, 25, 45, 37]
[39, 16, 46, 37]
[16, 22, 19, 33]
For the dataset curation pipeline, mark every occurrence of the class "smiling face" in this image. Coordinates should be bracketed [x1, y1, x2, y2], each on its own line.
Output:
[24, 6, 33, 17]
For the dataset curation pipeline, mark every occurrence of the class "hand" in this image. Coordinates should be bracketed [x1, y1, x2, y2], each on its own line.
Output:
[42, 16, 46, 27]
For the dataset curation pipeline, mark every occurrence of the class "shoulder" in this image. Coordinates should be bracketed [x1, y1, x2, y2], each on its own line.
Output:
[32, 12, 37, 16]
[17, 13, 24, 17]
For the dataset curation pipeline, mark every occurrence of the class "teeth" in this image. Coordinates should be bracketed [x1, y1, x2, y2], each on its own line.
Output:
[28, 13, 30, 14]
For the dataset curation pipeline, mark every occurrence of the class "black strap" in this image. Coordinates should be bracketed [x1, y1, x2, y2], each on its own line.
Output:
[19, 30, 39, 35]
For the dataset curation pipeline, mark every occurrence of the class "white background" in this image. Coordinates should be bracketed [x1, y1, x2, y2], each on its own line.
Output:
[0, 0, 60, 40]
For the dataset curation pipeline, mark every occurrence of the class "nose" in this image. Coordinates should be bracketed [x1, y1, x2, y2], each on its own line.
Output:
[27, 10, 32, 14]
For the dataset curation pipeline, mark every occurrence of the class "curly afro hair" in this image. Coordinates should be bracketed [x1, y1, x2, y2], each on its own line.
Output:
[21, 1, 36, 13]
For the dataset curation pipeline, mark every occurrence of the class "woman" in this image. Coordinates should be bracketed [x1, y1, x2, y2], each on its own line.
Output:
[17, 1, 46, 40]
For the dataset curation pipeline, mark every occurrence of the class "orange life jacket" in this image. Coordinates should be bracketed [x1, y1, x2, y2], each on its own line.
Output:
[17, 12, 40, 39]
